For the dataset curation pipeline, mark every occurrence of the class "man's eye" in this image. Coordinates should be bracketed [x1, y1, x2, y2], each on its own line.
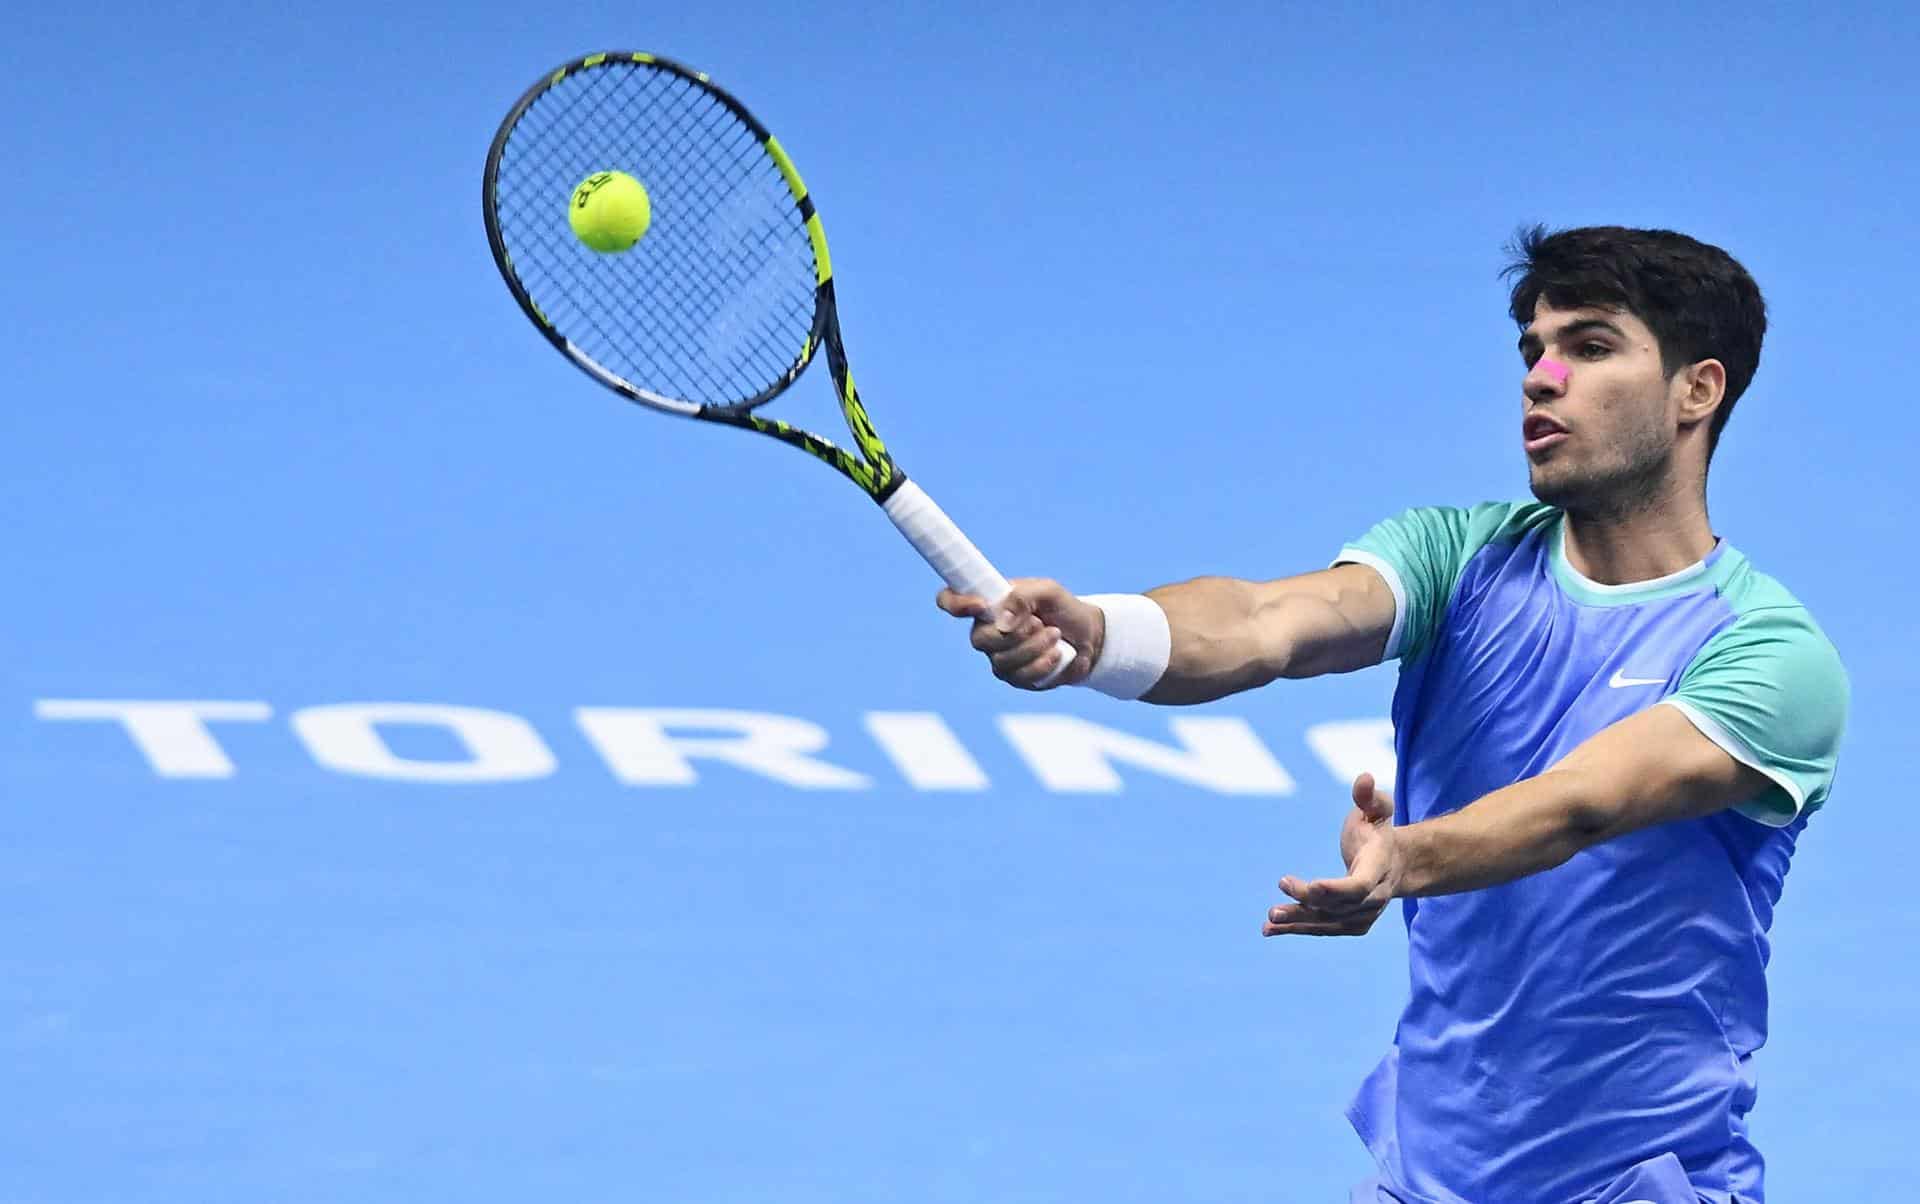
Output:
[1578, 342, 1610, 359]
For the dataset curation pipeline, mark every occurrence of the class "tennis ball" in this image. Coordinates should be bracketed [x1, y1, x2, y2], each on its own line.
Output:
[568, 170, 651, 253]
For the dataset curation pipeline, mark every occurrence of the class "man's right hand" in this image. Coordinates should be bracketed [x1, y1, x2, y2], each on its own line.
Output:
[935, 578, 1102, 690]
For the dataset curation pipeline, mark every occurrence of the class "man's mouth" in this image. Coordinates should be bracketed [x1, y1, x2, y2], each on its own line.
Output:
[1523, 414, 1568, 454]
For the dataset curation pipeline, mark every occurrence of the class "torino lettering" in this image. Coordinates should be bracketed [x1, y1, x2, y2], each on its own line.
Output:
[33, 700, 1396, 795]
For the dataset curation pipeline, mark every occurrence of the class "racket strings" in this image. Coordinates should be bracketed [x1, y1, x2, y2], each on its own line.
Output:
[503, 72, 763, 394]
[625, 91, 816, 386]
[614, 84, 819, 392]
[521, 84, 790, 395]
[491, 61, 820, 408]
[504, 71, 744, 329]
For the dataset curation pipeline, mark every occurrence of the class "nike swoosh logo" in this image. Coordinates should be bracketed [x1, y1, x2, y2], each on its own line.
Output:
[1608, 669, 1667, 689]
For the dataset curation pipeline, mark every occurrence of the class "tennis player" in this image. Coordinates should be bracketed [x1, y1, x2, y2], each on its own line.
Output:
[937, 226, 1846, 1203]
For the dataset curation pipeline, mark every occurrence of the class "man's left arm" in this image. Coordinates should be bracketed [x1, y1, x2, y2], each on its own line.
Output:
[1395, 704, 1771, 898]
[1267, 706, 1771, 932]
[1269, 605, 1847, 934]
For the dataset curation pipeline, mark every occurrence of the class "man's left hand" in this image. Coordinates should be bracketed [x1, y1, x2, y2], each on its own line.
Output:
[1264, 772, 1401, 937]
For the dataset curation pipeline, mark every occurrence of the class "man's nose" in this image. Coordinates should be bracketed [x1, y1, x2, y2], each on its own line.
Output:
[1524, 356, 1569, 401]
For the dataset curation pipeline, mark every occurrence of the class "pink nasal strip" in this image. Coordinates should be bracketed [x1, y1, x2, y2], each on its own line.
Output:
[1537, 358, 1570, 383]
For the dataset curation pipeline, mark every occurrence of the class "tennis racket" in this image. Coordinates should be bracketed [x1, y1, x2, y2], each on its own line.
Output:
[482, 51, 1074, 682]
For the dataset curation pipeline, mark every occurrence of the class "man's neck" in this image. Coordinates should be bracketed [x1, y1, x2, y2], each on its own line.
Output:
[1560, 491, 1716, 586]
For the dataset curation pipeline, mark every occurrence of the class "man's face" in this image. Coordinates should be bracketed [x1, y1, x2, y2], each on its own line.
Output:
[1517, 299, 1682, 517]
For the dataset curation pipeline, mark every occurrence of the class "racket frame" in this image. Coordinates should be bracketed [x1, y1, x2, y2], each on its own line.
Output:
[483, 51, 1074, 682]
[482, 51, 898, 496]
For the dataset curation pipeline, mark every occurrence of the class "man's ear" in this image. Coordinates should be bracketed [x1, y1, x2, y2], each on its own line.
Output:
[1678, 358, 1727, 429]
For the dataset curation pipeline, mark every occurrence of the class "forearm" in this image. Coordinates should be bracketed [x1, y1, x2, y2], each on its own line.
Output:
[1137, 568, 1391, 705]
[1138, 577, 1290, 704]
[1391, 704, 1770, 898]
[1270, 700, 1779, 934]
[1395, 770, 1607, 897]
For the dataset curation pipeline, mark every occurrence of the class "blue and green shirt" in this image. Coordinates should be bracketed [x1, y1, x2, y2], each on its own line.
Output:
[1336, 502, 1848, 1204]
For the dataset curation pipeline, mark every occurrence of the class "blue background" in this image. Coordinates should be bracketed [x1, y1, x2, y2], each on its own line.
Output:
[3, 2, 1913, 1199]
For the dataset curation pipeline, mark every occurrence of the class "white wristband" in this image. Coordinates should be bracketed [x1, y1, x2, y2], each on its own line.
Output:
[1080, 593, 1172, 700]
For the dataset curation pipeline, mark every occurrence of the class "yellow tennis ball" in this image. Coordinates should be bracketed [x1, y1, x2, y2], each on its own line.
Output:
[568, 170, 651, 253]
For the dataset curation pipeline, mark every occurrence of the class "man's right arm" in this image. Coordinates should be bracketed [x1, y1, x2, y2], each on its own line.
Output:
[934, 562, 1397, 703]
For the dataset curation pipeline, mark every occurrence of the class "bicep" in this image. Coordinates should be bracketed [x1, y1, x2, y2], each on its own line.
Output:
[1545, 705, 1776, 838]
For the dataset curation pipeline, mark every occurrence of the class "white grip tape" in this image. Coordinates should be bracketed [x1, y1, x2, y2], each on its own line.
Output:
[881, 480, 1076, 686]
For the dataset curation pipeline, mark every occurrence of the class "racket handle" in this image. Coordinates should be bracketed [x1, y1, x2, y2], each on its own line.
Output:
[881, 480, 1077, 687]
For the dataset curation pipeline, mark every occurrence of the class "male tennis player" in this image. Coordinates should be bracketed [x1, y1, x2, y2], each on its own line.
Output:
[937, 226, 1846, 1204]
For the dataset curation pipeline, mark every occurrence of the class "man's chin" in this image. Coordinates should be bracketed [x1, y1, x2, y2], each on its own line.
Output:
[1529, 466, 1655, 519]
[1527, 466, 1584, 510]
[1529, 443, 1673, 518]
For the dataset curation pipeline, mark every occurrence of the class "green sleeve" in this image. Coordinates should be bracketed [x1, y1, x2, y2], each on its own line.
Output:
[1335, 501, 1554, 664]
[1664, 607, 1850, 825]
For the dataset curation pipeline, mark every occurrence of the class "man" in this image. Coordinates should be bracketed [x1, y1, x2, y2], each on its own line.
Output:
[936, 226, 1848, 1203]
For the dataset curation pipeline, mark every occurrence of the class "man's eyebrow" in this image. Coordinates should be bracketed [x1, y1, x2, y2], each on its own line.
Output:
[1517, 317, 1629, 354]
[1560, 318, 1628, 341]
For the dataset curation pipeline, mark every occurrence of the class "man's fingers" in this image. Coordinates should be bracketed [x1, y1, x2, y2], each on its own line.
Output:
[1004, 578, 1066, 612]
[937, 587, 1040, 629]
[993, 625, 1063, 682]
[1351, 772, 1386, 808]
[1004, 631, 1072, 689]
[994, 589, 1037, 623]
[1265, 900, 1382, 937]
[1352, 771, 1394, 820]
[1263, 903, 1375, 937]
[1271, 778, 1396, 938]
[1281, 873, 1376, 915]
[935, 588, 991, 620]
[1053, 644, 1096, 687]
[1264, 918, 1373, 937]
[943, 577, 1093, 694]
[971, 612, 1044, 653]
[1310, 877, 1376, 912]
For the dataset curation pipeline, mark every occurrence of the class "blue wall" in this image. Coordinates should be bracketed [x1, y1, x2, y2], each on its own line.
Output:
[4, 4, 1912, 1199]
